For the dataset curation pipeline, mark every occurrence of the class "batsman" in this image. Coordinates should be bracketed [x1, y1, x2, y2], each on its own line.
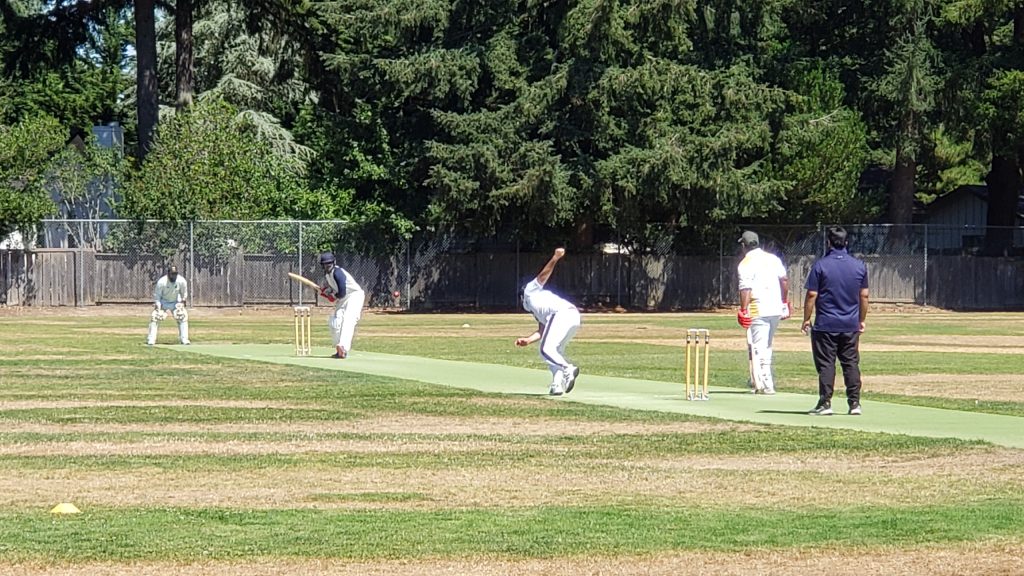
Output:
[147, 265, 190, 345]
[318, 252, 365, 359]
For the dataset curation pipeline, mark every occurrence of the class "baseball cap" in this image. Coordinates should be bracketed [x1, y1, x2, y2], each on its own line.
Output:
[737, 231, 759, 247]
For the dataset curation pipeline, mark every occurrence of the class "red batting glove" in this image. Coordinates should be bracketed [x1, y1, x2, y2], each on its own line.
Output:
[320, 287, 337, 303]
[737, 309, 752, 329]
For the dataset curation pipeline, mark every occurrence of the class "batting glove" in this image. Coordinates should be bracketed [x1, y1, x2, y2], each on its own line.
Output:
[780, 302, 791, 320]
[737, 309, 753, 329]
[320, 287, 336, 303]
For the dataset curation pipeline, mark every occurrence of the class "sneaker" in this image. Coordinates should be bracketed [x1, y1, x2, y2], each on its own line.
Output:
[549, 383, 564, 396]
[562, 365, 580, 394]
[332, 346, 347, 359]
[849, 404, 862, 416]
[180, 340, 191, 345]
[762, 387, 776, 396]
[809, 403, 833, 416]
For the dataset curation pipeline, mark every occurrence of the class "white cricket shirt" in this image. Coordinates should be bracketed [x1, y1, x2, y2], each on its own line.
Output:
[737, 248, 787, 318]
[153, 275, 188, 304]
[523, 279, 574, 324]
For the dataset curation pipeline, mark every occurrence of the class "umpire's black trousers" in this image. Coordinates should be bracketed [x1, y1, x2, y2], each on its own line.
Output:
[810, 330, 862, 407]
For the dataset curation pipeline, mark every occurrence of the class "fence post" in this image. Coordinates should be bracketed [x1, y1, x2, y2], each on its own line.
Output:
[616, 233, 622, 307]
[78, 220, 85, 307]
[923, 224, 928, 307]
[298, 222, 304, 307]
[718, 231, 724, 307]
[515, 238, 520, 308]
[189, 222, 195, 308]
[405, 240, 412, 311]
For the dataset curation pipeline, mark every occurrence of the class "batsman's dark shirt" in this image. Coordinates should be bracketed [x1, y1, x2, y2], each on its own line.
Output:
[805, 248, 868, 333]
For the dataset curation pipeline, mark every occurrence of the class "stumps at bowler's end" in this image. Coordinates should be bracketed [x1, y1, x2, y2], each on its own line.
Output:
[685, 328, 710, 401]
[294, 306, 312, 356]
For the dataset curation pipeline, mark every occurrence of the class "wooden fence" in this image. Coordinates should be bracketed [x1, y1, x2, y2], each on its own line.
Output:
[2, 249, 1023, 310]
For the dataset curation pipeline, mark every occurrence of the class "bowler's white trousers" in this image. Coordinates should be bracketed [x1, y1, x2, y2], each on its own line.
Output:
[539, 307, 581, 379]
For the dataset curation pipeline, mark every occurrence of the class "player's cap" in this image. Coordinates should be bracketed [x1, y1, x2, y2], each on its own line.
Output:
[737, 230, 759, 247]
[319, 252, 336, 265]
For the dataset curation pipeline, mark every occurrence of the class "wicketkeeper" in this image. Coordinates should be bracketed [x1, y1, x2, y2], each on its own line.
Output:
[147, 265, 190, 345]
[319, 252, 365, 359]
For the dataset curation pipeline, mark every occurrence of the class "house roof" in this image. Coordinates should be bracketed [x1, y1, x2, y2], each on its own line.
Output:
[927, 185, 1024, 218]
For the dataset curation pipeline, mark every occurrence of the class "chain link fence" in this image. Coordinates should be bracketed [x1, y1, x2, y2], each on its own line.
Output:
[2, 219, 1023, 310]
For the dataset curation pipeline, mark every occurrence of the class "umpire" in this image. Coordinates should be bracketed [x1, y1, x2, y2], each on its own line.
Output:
[800, 226, 869, 416]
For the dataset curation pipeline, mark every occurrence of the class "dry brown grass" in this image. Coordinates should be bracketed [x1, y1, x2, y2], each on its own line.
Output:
[1, 408, 1021, 511]
[2, 544, 1023, 576]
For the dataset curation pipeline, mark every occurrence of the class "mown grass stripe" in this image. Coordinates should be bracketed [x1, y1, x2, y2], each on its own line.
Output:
[0, 502, 1021, 561]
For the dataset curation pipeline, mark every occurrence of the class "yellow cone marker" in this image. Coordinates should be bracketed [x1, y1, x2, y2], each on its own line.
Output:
[49, 503, 81, 514]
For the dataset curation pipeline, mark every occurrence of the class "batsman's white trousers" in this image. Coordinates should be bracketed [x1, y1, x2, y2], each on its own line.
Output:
[329, 290, 365, 353]
[540, 307, 581, 377]
[749, 315, 780, 392]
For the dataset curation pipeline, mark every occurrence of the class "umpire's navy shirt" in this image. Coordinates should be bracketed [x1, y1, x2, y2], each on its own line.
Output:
[805, 247, 868, 333]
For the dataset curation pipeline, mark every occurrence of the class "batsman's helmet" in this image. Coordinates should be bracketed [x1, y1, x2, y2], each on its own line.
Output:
[319, 252, 336, 272]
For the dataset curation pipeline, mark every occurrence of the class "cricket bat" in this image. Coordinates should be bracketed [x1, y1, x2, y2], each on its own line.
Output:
[287, 272, 320, 292]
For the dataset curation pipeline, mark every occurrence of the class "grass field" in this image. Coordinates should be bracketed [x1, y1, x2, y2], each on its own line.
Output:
[1, 307, 1023, 575]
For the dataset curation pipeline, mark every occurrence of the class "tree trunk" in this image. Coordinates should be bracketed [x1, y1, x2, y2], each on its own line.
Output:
[983, 148, 1021, 255]
[887, 108, 917, 243]
[888, 148, 916, 224]
[134, 0, 159, 159]
[175, 0, 195, 111]
[1015, 5, 1024, 45]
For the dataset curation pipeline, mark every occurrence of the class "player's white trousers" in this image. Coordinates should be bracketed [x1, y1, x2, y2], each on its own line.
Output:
[147, 300, 189, 345]
[329, 290, 365, 353]
[539, 307, 581, 377]
[749, 315, 780, 392]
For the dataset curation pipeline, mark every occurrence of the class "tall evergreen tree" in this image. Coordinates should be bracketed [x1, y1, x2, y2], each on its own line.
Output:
[135, 0, 159, 158]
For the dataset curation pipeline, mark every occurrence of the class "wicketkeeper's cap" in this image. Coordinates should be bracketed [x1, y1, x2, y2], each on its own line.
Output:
[737, 230, 759, 247]
[319, 252, 336, 265]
